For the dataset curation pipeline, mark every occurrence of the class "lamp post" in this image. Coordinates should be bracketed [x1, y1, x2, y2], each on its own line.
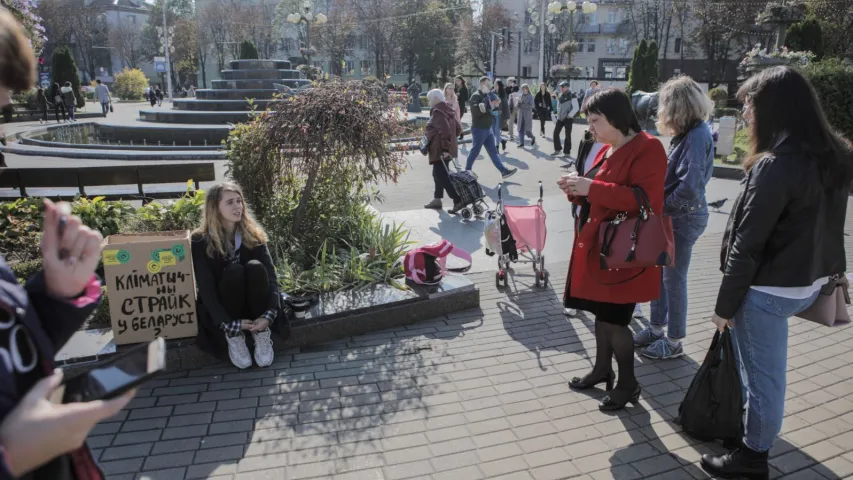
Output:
[286, 0, 328, 63]
[533, 0, 597, 84]
[156, 0, 174, 101]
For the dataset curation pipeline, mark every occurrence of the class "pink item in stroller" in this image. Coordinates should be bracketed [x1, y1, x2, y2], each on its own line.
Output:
[491, 181, 550, 288]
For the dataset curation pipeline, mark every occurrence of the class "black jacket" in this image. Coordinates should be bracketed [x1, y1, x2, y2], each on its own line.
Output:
[716, 141, 849, 319]
[535, 91, 552, 112]
[0, 259, 103, 480]
[456, 85, 469, 114]
[191, 234, 281, 360]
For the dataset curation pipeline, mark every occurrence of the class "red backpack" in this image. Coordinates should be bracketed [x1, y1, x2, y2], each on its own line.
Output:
[404, 240, 472, 285]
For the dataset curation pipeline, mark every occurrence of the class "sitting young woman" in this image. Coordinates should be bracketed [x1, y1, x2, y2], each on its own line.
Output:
[192, 182, 278, 368]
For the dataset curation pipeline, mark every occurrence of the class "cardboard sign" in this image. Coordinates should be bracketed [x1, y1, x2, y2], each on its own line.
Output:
[102, 231, 197, 345]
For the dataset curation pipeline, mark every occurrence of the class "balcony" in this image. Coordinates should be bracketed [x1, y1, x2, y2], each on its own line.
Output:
[600, 20, 631, 35]
[575, 24, 601, 34]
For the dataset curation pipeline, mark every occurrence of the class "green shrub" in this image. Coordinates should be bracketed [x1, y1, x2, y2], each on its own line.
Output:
[10, 258, 43, 282]
[84, 286, 112, 330]
[708, 87, 728, 108]
[626, 39, 648, 94]
[0, 198, 43, 262]
[72, 196, 134, 237]
[239, 40, 259, 60]
[113, 68, 149, 100]
[51, 46, 85, 108]
[125, 183, 205, 233]
[800, 59, 853, 142]
[786, 17, 824, 59]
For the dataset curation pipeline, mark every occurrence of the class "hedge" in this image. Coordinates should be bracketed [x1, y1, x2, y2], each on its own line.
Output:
[800, 59, 853, 142]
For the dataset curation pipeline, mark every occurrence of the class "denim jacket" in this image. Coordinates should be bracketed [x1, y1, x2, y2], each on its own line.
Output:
[663, 121, 714, 218]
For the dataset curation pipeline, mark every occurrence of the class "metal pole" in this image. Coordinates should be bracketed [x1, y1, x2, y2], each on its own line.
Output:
[517, 29, 522, 80]
[489, 33, 495, 80]
[162, 0, 173, 101]
[538, 0, 545, 85]
[305, 19, 311, 63]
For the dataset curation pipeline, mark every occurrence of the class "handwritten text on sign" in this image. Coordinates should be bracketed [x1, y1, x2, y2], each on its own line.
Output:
[111, 271, 196, 337]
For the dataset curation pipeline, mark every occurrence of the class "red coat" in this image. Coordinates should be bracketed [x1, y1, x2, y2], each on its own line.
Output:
[564, 132, 667, 304]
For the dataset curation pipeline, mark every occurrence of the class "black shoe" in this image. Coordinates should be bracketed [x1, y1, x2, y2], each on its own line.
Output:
[598, 384, 641, 411]
[531, 137, 535, 145]
[501, 168, 517, 179]
[552, 150, 562, 156]
[501, 140, 507, 151]
[701, 448, 770, 480]
[569, 370, 615, 391]
[448, 202, 464, 214]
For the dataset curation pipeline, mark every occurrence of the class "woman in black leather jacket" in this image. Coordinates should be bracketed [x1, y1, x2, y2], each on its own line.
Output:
[702, 66, 853, 479]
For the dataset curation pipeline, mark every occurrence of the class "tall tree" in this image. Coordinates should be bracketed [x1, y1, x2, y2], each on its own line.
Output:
[692, 0, 765, 88]
[806, 0, 852, 60]
[314, 0, 356, 76]
[458, 2, 515, 75]
[51, 45, 84, 107]
[139, 0, 193, 89]
[645, 39, 660, 91]
[351, 0, 398, 81]
[198, 0, 232, 72]
[108, 16, 143, 69]
[626, 39, 647, 94]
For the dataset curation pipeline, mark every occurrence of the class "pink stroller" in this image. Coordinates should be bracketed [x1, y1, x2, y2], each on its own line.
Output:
[485, 182, 549, 288]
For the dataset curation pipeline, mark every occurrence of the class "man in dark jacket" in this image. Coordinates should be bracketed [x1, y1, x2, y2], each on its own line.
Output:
[552, 81, 579, 157]
[464, 76, 517, 179]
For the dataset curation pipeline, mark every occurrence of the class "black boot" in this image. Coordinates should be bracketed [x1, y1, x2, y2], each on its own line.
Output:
[701, 447, 769, 480]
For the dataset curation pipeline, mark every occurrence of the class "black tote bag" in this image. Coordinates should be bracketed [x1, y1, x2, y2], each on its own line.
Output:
[676, 328, 744, 442]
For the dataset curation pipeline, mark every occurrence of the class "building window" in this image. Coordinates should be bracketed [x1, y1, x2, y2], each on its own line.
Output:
[576, 37, 584, 52]
[586, 66, 595, 78]
[587, 39, 595, 52]
[344, 60, 354, 75]
[616, 66, 627, 79]
[607, 9, 618, 24]
[360, 60, 370, 74]
[392, 61, 404, 75]
[524, 10, 532, 24]
[674, 38, 682, 54]
[313, 61, 323, 70]
[585, 12, 597, 25]
[283, 38, 296, 52]
[522, 66, 531, 77]
[607, 38, 616, 54]
[604, 66, 613, 79]
[619, 38, 629, 54]
[673, 68, 682, 76]
[127, 15, 136, 24]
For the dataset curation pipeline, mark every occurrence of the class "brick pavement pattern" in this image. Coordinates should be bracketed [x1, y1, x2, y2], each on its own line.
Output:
[90, 228, 853, 480]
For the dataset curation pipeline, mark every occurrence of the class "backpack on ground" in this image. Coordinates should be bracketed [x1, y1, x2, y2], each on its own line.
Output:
[404, 240, 472, 285]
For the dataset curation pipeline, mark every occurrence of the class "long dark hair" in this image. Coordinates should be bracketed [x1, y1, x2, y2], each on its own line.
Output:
[496, 80, 506, 97]
[737, 66, 853, 189]
[582, 87, 642, 136]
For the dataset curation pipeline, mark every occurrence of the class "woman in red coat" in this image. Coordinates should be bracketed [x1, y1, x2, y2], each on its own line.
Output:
[558, 88, 667, 411]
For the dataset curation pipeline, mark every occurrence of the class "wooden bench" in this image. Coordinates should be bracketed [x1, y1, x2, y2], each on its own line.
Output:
[0, 164, 216, 203]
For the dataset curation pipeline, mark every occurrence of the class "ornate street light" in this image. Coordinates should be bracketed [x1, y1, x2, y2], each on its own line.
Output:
[532, 0, 596, 84]
[287, 0, 328, 61]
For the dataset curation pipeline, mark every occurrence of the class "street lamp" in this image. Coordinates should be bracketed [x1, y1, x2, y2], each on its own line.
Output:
[533, 0, 597, 84]
[156, 0, 175, 101]
[286, 0, 328, 62]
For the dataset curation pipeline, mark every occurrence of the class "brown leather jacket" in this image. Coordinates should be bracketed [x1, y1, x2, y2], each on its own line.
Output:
[425, 102, 462, 165]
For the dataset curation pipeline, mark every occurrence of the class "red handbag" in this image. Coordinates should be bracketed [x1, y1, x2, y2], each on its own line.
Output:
[598, 186, 675, 270]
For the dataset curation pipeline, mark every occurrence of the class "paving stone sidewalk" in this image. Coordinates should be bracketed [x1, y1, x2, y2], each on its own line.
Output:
[89, 224, 853, 480]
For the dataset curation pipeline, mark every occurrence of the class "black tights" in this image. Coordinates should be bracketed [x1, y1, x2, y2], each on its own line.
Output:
[583, 320, 638, 403]
[219, 260, 269, 322]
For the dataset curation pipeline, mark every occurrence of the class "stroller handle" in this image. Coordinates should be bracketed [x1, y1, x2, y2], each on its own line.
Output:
[497, 182, 503, 202]
[538, 181, 543, 200]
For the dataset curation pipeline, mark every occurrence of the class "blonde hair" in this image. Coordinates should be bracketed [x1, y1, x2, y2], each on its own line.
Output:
[194, 182, 268, 258]
[443, 82, 456, 100]
[656, 76, 713, 136]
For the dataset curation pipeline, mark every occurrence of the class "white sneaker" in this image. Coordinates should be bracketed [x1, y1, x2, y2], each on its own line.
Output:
[225, 331, 252, 369]
[251, 328, 274, 367]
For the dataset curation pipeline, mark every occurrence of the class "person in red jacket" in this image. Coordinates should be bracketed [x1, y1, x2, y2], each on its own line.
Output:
[558, 87, 667, 411]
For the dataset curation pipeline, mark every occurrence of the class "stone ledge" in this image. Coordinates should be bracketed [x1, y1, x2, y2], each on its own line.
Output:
[55, 274, 479, 375]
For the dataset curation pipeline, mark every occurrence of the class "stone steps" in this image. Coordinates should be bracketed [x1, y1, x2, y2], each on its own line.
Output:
[228, 59, 292, 70]
[172, 99, 277, 111]
[138, 109, 256, 124]
[220, 69, 302, 80]
[195, 89, 277, 100]
[212, 78, 310, 90]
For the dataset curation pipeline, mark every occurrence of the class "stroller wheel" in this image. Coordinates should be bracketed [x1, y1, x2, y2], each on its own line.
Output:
[503, 271, 509, 287]
[461, 208, 473, 220]
[473, 203, 484, 216]
[496, 271, 504, 288]
[541, 271, 550, 287]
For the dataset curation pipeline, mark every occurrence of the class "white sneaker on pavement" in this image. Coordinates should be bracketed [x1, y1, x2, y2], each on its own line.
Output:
[252, 328, 274, 367]
[225, 331, 252, 369]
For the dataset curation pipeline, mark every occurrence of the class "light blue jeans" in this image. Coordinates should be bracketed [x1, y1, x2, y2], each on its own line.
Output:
[650, 212, 708, 339]
[491, 111, 502, 149]
[465, 126, 509, 174]
[730, 288, 820, 452]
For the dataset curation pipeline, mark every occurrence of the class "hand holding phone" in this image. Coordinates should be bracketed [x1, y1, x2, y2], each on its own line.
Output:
[40, 199, 103, 299]
[0, 370, 134, 477]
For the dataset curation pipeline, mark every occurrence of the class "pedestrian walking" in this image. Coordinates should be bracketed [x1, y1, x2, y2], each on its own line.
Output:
[94, 79, 111, 117]
[455, 77, 469, 141]
[149, 87, 157, 107]
[443, 83, 461, 124]
[516, 84, 535, 147]
[558, 87, 667, 412]
[155, 86, 163, 106]
[506, 77, 519, 143]
[424, 89, 464, 213]
[50, 82, 66, 122]
[495, 80, 510, 151]
[632, 76, 715, 360]
[36, 87, 50, 123]
[465, 76, 517, 179]
[60, 81, 76, 122]
[534, 83, 552, 137]
[552, 81, 579, 157]
[700, 65, 853, 480]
